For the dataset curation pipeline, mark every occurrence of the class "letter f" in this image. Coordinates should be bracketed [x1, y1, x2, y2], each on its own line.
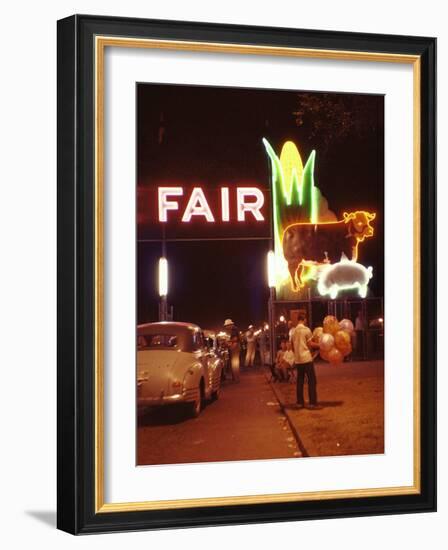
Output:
[158, 187, 183, 222]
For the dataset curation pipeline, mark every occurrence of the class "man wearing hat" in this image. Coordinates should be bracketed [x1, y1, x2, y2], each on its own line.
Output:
[224, 319, 240, 381]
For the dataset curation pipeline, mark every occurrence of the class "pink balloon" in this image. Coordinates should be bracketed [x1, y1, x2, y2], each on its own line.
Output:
[339, 319, 354, 333]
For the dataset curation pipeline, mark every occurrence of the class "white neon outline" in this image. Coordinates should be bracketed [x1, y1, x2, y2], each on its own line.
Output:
[158, 187, 183, 222]
[181, 187, 215, 222]
[317, 261, 373, 300]
[236, 187, 265, 222]
[221, 187, 230, 222]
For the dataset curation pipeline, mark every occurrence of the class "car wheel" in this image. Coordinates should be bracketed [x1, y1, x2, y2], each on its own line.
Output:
[211, 387, 220, 401]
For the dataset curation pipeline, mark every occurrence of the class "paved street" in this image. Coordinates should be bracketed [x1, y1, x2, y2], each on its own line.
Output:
[137, 368, 301, 465]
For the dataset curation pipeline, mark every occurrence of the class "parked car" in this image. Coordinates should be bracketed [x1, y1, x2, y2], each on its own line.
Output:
[137, 322, 224, 417]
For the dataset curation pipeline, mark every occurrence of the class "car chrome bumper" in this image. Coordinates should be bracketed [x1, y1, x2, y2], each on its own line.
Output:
[137, 382, 201, 407]
[137, 393, 185, 407]
[138, 389, 203, 406]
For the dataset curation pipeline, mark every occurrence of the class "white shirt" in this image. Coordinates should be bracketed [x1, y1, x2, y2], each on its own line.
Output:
[291, 323, 313, 364]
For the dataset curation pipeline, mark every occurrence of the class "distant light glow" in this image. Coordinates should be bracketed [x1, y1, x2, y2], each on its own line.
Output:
[158, 187, 183, 222]
[236, 187, 265, 221]
[158, 257, 168, 297]
[181, 187, 215, 222]
[279, 315, 286, 323]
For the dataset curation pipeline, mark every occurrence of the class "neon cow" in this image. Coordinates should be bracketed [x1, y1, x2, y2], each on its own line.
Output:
[282, 211, 376, 290]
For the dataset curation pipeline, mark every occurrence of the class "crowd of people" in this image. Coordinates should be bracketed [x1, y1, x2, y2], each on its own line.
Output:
[219, 308, 382, 409]
[220, 319, 268, 382]
[220, 313, 321, 409]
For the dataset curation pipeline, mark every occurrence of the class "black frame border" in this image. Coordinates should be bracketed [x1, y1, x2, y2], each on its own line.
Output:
[57, 14, 436, 534]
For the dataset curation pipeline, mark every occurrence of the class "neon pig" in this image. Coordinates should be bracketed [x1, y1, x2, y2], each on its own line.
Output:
[317, 255, 373, 299]
[157, 186, 265, 223]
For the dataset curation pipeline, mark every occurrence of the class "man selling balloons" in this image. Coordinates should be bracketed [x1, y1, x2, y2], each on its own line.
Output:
[290, 314, 354, 410]
[290, 312, 322, 409]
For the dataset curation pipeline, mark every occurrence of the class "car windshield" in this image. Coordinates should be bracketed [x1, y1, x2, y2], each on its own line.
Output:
[138, 334, 178, 350]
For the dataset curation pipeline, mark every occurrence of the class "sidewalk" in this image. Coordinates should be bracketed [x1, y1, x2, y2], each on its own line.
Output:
[265, 360, 384, 458]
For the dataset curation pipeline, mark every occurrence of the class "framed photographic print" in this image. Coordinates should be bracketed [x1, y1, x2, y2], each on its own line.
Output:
[57, 14, 436, 534]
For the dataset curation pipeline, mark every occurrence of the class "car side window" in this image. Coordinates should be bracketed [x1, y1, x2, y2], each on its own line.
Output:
[137, 334, 178, 349]
[137, 335, 148, 350]
[201, 332, 209, 349]
[193, 332, 203, 350]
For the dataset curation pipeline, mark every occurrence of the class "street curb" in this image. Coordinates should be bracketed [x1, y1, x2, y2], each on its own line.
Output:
[264, 370, 309, 458]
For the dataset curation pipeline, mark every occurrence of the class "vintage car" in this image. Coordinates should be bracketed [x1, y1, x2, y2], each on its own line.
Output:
[137, 322, 224, 417]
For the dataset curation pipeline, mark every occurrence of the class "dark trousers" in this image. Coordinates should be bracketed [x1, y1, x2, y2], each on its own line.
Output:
[295, 362, 317, 405]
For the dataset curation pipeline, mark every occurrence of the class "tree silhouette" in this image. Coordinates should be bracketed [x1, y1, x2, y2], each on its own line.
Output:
[293, 93, 381, 155]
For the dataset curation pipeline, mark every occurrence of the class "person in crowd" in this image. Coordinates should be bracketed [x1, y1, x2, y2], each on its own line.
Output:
[258, 328, 267, 366]
[275, 339, 294, 381]
[355, 310, 366, 357]
[245, 325, 256, 367]
[224, 318, 241, 382]
[290, 312, 321, 409]
[355, 310, 366, 330]
[283, 340, 295, 380]
[275, 339, 288, 381]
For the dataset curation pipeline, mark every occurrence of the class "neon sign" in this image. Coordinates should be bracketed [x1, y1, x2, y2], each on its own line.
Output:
[264, 138, 376, 296]
[283, 211, 376, 289]
[157, 186, 265, 223]
[317, 255, 373, 299]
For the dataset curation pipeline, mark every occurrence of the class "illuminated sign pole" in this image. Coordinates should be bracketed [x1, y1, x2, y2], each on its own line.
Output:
[267, 251, 276, 366]
[158, 257, 169, 321]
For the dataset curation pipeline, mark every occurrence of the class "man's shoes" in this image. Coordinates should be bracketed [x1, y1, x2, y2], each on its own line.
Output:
[307, 404, 322, 410]
[295, 403, 305, 409]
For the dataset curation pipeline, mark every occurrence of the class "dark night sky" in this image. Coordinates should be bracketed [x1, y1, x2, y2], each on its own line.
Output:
[137, 84, 384, 330]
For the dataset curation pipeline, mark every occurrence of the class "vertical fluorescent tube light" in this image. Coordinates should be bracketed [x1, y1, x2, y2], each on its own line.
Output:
[267, 251, 276, 366]
[267, 251, 276, 288]
[159, 257, 168, 297]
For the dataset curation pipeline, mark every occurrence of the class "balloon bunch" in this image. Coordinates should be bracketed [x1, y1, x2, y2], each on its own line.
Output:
[312, 316, 354, 365]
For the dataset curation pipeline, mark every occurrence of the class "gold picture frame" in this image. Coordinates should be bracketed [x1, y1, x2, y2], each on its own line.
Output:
[58, 15, 436, 534]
